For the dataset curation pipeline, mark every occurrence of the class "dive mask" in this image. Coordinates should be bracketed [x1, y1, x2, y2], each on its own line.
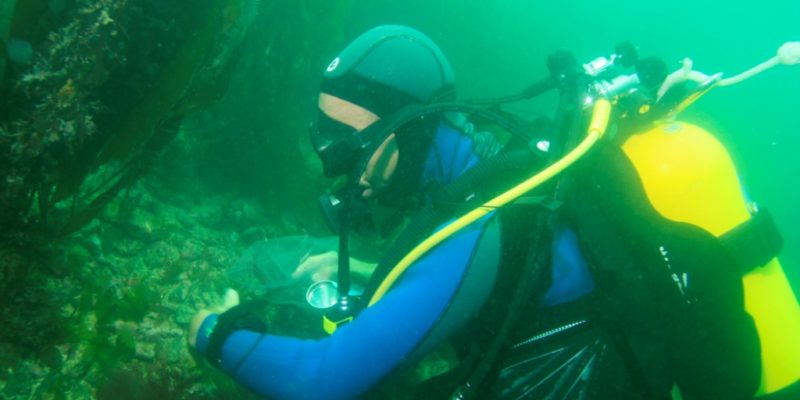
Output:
[310, 113, 367, 178]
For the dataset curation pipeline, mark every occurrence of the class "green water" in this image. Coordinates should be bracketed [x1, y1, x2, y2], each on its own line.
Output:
[0, 1, 798, 398]
[345, 0, 800, 291]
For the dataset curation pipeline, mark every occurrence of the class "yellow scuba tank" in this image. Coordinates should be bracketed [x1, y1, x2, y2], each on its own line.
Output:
[621, 121, 800, 395]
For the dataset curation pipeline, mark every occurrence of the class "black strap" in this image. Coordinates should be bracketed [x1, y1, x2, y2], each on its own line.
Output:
[566, 144, 762, 398]
[720, 208, 784, 273]
[450, 210, 555, 400]
[206, 300, 269, 368]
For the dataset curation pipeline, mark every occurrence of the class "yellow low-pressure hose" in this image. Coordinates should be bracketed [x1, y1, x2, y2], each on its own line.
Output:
[368, 99, 612, 306]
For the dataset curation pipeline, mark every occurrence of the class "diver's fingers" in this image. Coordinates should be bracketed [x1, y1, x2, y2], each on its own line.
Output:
[206, 288, 240, 314]
[292, 259, 314, 278]
[222, 288, 240, 309]
[292, 251, 337, 278]
[188, 289, 242, 348]
[312, 267, 335, 282]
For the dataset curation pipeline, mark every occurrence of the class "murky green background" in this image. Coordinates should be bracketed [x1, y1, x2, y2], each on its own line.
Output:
[1, 0, 797, 398]
[347, 0, 800, 291]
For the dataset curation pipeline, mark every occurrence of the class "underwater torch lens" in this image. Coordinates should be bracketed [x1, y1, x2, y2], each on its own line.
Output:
[306, 280, 340, 309]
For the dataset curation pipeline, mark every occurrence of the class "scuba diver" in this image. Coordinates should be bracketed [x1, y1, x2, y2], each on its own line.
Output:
[188, 25, 800, 399]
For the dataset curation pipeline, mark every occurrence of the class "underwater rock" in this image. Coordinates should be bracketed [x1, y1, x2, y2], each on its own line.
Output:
[172, 306, 194, 327]
[240, 226, 266, 246]
[112, 238, 145, 258]
[196, 198, 270, 232]
[84, 234, 104, 257]
[134, 342, 155, 362]
[115, 208, 164, 243]
[141, 321, 182, 340]
[64, 244, 92, 271]
[0, 0, 361, 397]
[142, 242, 180, 270]
[177, 238, 205, 262]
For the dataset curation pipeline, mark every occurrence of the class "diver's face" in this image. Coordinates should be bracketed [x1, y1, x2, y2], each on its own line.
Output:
[318, 93, 398, 199]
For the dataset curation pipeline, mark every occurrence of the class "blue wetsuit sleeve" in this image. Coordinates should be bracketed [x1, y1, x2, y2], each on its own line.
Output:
[213, 215, 498, 399]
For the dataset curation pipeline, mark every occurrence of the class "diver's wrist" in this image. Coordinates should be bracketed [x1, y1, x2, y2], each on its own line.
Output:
[193, 313, 219, 357]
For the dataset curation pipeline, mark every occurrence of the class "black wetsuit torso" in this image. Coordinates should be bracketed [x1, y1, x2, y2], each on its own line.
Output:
[472, 143, 761, 400]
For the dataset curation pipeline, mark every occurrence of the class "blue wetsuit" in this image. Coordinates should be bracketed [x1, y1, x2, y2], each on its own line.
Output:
[195, 123, 594, 399]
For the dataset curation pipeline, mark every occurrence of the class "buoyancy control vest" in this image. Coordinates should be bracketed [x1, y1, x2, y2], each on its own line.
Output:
[621, 121, 800, 397]
[482, 123, 800, 399]
[477, 135, 767, 400]
[355, 114, 784, 400]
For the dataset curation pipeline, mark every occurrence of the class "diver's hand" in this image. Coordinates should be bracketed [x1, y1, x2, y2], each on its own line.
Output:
[292, 251, 377, 282]
[292, 251, 338, 282]
[188, 288, 240, 349]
